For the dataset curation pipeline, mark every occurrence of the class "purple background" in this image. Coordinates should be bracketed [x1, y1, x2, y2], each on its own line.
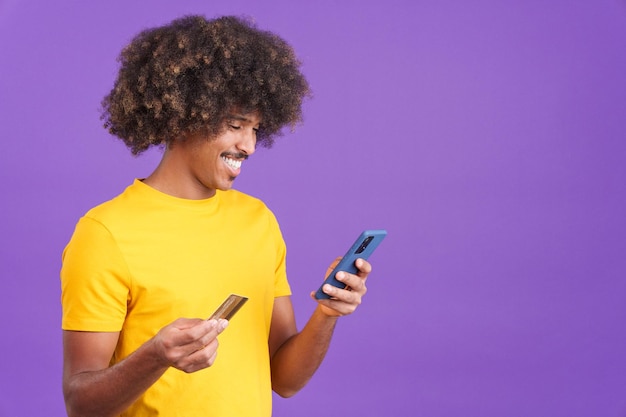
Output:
[1, 1, 626, 416]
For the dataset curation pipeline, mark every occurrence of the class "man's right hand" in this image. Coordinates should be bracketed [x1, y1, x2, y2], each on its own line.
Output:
[151, 318, 229, 373]
[63, 317, 228, 417]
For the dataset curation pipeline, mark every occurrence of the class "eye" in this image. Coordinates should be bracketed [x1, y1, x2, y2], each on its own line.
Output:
[228, 124, 241, 130]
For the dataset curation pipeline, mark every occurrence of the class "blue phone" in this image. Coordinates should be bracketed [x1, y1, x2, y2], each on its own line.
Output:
[314, 229, 387, 300]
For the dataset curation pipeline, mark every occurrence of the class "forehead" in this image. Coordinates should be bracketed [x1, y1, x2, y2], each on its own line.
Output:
[227, 111, 261, 124]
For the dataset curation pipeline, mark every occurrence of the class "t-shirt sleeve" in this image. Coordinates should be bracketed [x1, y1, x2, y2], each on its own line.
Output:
[60, 216, 130, 332]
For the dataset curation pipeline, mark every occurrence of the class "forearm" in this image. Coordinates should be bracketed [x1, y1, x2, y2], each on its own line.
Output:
[64, 338, 168, 417]
[270, 306, 339, 397]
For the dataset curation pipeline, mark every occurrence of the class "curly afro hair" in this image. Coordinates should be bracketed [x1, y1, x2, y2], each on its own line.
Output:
[101, 15, 311, 155]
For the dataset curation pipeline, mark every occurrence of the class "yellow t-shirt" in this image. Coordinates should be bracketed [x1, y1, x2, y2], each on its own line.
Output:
[61, 179, 291, 416]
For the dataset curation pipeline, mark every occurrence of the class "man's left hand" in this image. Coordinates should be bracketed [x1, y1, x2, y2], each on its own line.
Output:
[311, 257, 372, 317]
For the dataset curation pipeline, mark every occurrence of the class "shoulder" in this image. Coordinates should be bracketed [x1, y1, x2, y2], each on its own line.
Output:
[220, 189, 282, 231]
[82, 180, 145, 222]
[219, 189, 271, 212]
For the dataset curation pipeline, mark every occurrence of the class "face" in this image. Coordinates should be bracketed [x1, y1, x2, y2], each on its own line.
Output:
[167, 111, 261, 199]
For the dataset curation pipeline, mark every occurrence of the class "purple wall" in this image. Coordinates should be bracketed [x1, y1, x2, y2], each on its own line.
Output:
[1, 1, 625, 416]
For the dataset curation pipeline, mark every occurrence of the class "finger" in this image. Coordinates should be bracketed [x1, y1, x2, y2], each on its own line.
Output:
[171, 317, 207, 330]
[316, 296, 359, 316]
[177, 339, 220, 373]
[194, 320, 228, 351]
[335, 271, 367, 295]
[167, 320, 220, 355]
[322, 282, 364, 305]
[186, 320, 219, 348]
[354, 258, 372, 277]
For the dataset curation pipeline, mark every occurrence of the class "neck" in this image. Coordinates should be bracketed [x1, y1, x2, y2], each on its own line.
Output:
[143, 150, 217, 200]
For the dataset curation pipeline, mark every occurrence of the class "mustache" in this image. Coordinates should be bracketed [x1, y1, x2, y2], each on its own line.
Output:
[220, 152, 249, 160]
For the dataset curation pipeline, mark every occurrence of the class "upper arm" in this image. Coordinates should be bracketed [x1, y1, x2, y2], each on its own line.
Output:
[62, 330, 119, 389]
[268, 296, 298, 359]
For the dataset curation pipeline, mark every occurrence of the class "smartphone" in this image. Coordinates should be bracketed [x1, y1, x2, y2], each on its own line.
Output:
[314, 229, 387, 300]
[208, 294, 248, 321]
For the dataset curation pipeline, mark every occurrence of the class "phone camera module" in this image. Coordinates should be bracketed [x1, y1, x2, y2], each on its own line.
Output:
[356, 236, 374, 254]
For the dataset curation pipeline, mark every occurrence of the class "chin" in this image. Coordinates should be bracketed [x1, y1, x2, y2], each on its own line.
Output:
[219, 179, 236, 190]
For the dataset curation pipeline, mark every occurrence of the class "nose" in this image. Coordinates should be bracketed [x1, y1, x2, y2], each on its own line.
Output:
[237, 128, 257, 156]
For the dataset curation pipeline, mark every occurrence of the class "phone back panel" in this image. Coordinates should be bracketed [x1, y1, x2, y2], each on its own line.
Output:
[314, 229, 387, 299]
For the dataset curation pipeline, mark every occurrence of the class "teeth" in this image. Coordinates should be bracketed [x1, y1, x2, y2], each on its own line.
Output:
[221, 156, 242, 170]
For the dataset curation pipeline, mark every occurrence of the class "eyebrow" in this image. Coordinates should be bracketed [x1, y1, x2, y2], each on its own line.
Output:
[227, 113, 253, 122]
[226, 113, 261, 127]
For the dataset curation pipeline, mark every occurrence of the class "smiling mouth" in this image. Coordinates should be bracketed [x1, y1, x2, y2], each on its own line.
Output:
[221, 156, 242, 170]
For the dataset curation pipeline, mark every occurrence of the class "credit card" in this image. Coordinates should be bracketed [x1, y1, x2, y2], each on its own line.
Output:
[208, 294, 248, 321]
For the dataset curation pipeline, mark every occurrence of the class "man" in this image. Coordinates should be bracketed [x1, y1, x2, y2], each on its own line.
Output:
[60, 15, 373, 417]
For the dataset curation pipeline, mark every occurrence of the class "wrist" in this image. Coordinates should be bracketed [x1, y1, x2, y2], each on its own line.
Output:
[142, 337, 171, 370]
[316, 304, 342, 319]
